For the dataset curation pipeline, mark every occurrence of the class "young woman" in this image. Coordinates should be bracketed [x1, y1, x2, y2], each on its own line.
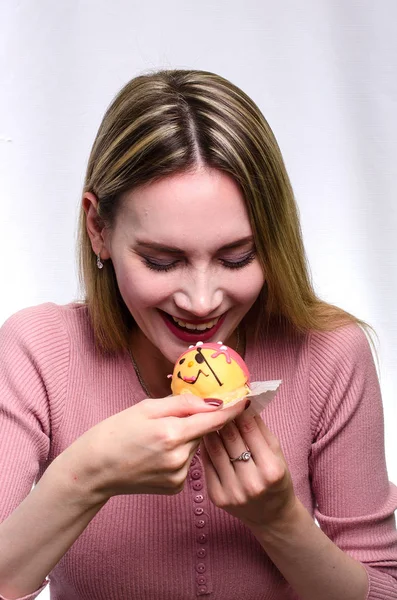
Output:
[0, 70, 396, 600]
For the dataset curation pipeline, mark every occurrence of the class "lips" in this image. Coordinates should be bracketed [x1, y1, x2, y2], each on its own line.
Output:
[160, 310, 226, 343]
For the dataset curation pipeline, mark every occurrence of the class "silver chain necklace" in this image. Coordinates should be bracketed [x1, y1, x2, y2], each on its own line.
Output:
[128, 327, 241, 398]
[128, 348, 152, 397]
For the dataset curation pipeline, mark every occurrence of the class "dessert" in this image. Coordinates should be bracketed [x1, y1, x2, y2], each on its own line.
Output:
[170, 341, 250, 405]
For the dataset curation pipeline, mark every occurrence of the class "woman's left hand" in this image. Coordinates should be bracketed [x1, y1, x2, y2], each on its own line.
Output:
[201, 408, 296, 532]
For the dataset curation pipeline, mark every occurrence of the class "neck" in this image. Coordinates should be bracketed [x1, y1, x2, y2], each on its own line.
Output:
[130, 331, 173, 398]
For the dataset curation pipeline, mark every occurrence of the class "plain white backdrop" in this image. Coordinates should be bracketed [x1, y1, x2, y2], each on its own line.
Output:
[1, 2, 396, 597]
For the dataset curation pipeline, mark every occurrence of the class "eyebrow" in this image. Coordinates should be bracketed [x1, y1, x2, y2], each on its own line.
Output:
[135, 236, 254, 254]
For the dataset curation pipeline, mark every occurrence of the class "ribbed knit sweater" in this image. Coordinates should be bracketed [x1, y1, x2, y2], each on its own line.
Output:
[0, 302, 396, 600]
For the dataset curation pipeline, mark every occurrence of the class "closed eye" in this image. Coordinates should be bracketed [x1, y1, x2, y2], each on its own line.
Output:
[142, 258, 180, 272]
[141, 250, 256, 272]
[219, 251, 256, 269]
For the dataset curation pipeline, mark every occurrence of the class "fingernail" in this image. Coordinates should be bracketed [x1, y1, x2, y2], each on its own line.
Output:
[204, 398, 223, 407]
[244, 399, 251, 410]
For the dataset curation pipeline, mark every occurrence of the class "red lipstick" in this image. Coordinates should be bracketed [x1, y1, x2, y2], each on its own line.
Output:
[160, 311, 226, 343]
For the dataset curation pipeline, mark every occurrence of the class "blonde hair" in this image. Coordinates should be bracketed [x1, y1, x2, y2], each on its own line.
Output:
[78, 69, 369, 352]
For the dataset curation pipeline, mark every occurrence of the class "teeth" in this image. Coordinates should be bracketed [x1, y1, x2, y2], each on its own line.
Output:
[172, 316, 219, 331]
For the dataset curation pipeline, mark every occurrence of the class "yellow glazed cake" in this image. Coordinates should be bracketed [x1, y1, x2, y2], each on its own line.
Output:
[170, 341, 250, 405]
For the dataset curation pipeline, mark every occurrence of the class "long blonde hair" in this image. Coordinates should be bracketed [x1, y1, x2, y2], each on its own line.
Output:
[78, 69, 368, 352]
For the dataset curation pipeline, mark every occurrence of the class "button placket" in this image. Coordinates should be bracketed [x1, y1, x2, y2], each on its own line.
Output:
[189, 455, 212, 596]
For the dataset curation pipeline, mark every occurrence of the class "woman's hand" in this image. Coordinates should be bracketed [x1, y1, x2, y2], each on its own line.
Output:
[201, 409, 296, 532]
[56, 394, 246, 506]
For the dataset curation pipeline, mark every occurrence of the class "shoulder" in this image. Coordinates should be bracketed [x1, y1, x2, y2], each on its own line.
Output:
[1, 301, 89, 335]
[308, 323, 375, 381]
[0, 302, 92, 360]
[308, 324, 379, 439]
[309, 323, 372, 359]
[0, 303, 86, 430]
[253, 319, 373, 368]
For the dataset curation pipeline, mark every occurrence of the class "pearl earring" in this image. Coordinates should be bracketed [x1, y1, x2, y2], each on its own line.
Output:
[96, 253, 104, 269]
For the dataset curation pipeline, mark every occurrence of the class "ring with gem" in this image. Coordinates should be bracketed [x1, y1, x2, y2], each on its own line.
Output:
[230, 450, 252, 462]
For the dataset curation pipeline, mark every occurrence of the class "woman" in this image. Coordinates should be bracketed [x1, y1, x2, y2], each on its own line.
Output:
[0, 70, 396, 600]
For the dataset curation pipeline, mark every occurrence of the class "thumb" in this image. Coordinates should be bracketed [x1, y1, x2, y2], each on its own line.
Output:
[145, 393, 223, 419]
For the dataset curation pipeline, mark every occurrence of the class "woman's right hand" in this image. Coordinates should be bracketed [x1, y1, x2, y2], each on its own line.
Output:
[55, 394, 247, 505]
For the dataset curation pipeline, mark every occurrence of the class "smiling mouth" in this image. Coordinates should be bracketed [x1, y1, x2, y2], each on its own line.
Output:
[177, 370, 209, 384]
[160, 310, 226, 342]
[164, 312, 222, 332]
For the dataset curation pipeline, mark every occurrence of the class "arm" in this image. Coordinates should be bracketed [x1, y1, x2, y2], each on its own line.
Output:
[0, 460, 107, 600]
[201, 324, 397, 599]
[201, 415, 371, 600]
[0, 307, 247, 599]
[308, 325, 397, 598]
[1, 400, 247, 600]
[0, 306, 76, 599]
[249, 497, 369, 600]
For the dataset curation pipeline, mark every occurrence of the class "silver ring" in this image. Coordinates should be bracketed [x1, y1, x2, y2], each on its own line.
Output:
[230, 450, 252, 462]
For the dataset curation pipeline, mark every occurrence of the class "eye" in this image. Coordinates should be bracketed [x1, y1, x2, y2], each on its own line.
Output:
[220, 251, 256, 270]
[179, 358, 185, 365]
[195, 353, 205, 364]
[142, 258, 180, 272]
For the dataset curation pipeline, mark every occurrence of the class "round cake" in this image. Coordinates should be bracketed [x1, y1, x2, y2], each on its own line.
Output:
[170, 341, 250, 404]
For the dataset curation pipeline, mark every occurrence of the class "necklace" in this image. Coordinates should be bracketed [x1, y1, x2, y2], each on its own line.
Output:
[128, 348, 152, 397]
[129, 327, 241, 399]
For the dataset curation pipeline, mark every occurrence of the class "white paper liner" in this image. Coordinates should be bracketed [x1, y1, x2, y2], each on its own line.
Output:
[221, 380, 282, 413]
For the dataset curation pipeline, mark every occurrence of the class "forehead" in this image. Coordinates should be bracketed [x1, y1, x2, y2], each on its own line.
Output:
[117, 167, 252, 246]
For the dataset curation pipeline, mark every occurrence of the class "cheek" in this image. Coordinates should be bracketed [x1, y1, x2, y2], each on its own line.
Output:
[228, 263, 265, 303]
[115, 264, 177, 309]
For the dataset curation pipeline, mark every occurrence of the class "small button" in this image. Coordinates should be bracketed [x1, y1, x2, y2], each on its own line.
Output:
[190, 457, 197, 467]
[191, 469, 202, 480]
[193, 481, 203, 491]
[196, 519, 206, 528]
[196, 448, 201, 455]
[196, 562, 206, 573]
[194, 507, 204, 515]
[194, 494, 204, 503]
[197, 533, 207, 543]
[197, 575, 206, 585]
[197, 548, 207, 558]
[198, 585, 207, 593]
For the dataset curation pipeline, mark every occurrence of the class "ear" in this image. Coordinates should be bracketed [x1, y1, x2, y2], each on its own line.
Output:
[82, 192, 111, 260]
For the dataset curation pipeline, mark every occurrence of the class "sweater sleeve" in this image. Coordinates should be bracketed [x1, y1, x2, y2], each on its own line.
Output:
[0, 304, 70, 600]
[309, 324, 397, 600]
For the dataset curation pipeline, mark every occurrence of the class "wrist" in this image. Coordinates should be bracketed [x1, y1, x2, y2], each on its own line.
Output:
[248, 497, 309, 545]
[47, 449, 110, 510]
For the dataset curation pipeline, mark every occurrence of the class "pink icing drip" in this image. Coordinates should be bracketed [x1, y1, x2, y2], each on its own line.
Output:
[205, 343, 250, 384]
[211, 348, 232, 363]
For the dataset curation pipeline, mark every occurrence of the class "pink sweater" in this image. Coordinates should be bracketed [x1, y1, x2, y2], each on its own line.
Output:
[0, 303, 396, 600]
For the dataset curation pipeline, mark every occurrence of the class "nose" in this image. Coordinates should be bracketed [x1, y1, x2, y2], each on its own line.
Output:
[173, 270, 224, 318]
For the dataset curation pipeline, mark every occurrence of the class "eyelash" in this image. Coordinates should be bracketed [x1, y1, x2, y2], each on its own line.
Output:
[143, 251, 256, 273]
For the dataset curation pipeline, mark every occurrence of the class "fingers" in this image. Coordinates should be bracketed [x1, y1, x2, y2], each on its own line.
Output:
[141, 393, 224, 419]
[203, 422, 258, 487]
[251, 415, 281, 454]
[202, 431, 237, 480]
[186, 438, 201, 462]
[203, 413, 282, 480]
[179, 397, 247, 442]
[160, 439, 201, 494]
[199, 440, 223, 496]
[218, 420, 252, 463]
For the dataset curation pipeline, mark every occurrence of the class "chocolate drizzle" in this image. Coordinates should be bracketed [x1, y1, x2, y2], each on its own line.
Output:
[177, 369, 209, 384]
[196, 347, 223, 387]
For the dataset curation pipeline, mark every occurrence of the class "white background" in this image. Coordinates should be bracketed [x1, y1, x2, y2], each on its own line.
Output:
[1, 2, 396, 597]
